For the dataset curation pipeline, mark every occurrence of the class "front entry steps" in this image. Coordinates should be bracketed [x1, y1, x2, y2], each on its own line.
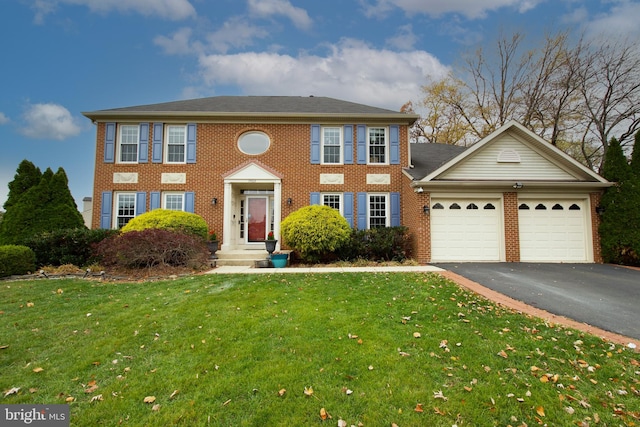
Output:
[214, 250, 270, 267]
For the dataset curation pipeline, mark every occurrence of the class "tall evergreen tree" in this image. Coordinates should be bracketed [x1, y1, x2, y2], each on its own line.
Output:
[0, 165, 85, 245]
[630, 130, 640, 176]
[599, 137, 640, 264]
[3, 159, 42, 210]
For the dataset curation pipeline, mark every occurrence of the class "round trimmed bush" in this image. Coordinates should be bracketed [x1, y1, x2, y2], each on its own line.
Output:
[281, 205, 351, 262]
[121, 209, 208, 239]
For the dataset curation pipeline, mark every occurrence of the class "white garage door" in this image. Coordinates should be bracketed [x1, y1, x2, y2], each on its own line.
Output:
[431, 198, 502, 262]
[518, 200, 588, 262]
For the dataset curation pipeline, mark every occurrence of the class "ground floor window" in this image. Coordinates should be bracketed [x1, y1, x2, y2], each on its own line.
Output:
[163, 193, 185, 211]
[116, 193, 136, 228]
[322, 193, 342, 214]
[369, 194, 388, 228]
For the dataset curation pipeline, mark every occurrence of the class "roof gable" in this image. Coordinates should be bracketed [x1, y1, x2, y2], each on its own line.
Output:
[418, 121, 607, 185]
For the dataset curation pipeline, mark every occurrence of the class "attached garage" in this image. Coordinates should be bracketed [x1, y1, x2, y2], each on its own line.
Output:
[430, 197, 503, 262]
[518, 198, 590, 262]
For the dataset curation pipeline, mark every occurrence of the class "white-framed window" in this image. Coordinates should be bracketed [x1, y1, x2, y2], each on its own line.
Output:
[163, 192, 185, 211]
[165, 125, 187, 163]
[368, 193, 389, 228]
[322, 127, 342, 164]
[368, 127, 387, 164]
[118, 125, 139, 163]
[115, 193, 136, 228]
[322, 193, 342, 215]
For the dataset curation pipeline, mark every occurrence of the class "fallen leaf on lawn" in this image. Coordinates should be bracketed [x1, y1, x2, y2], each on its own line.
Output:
[536, 406, 545, 417]
[578, 399, 591, 409]
[531, 366, 540, 372]
[337, 419, 347, 427]
[143, 396, 156, 404]
[464, 386, 473, 392]
[304, 386, 314, 396]
[348, 333, 358, 339]
[0, 345, 9, 350]
[277, 388, 286, 397]
[368, 365, 374, 370]
[498, 350, 508, 358]
[4, 387, 20, 397]
[90, 394, 103, 403]
[84, 385, 98, 393]
[540, 375, 549, 383]
[392, 424, 399, 427]
[320, 407, 330, 420]
[169, 390, 179, 399]
[152, 404, 160, 412]
[564, 406, 575, 415]
[26, 302, 34, 307]
[593, 413, 600, 423]
[433, 390, 448, 401]
[29, 388, 37, 393]
[65, 396, 75, 403]
[434, 407, 446, 415]
[222, 399, 231, 406]
[414, 403, 424, 412]
[32, 367, 44, 373]
[413, 332, 421, 338]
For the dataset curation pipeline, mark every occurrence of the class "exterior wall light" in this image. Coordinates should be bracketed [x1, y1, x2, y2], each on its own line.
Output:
[423, 205, 430, 214]
[211, 198, 218, 205]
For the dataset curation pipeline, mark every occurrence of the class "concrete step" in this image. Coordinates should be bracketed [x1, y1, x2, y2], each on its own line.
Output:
[213, 250, 270, 267]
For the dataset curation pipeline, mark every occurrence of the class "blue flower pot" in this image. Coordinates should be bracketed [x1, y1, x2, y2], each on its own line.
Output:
[270, 253, 288, 268]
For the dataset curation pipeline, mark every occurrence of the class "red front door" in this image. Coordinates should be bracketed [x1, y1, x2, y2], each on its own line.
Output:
[247, 197, 268, 242]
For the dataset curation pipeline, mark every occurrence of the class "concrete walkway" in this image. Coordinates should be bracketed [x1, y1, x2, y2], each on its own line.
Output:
[206, 265, 444, 274]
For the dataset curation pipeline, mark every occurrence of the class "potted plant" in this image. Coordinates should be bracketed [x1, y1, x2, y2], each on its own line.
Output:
[207, 231, 219, 256]
[264, 231, 277, 255]
[270, 252, 288, 268]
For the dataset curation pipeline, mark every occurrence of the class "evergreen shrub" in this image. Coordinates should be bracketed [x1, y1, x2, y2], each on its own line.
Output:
[338, 226, 413, 262]
[93, 229, 209, 269]
[121, 209, 208, 239]
[281, 205, 351, 262]
[0, 245, 36, 277]
[24, 228, 118, 268]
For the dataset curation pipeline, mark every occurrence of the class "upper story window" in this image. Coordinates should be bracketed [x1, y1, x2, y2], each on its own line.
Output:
[322, 127, 342, 164]
[238, 131, 270, 155]
[118, 125, 139, 163]
[368, 127, 387, 164]
[166, 125, 186, 163]
[164, 192, 185, 211]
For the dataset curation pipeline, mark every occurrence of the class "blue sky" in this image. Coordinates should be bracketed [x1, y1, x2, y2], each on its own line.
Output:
[1, 0, 639, 210]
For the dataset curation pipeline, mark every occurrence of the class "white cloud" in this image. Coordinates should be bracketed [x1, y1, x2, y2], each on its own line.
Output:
[154, 27, 200, 55]
[206, 17, 270, 54]
[0, 112, 9, 125]
[32, 0, 196, 23]
[20, 103, 82, 140]
[248, 0, 312, 30]
[385, 24, 418, 51]
[196, 38, 448, 110]
[361, 0, 544, 19]
[586, 2, 640, 39]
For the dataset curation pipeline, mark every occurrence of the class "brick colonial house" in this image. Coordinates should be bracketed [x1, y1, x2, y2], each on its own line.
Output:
[83, 96, 610, 264]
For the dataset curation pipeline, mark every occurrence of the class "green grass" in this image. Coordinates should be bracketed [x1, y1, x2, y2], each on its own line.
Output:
[1, 272, 638, 426]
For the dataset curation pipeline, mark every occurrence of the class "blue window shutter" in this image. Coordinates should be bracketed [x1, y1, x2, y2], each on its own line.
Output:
[185, 192, 195, 213]
[100, 191, 112, 229]
[343, 192, 354, 228]
[390, 125, 400, 164]
[343, 125, 353, 164]
[357, 192, 367, 229]
[150, 192, 161, 210]
[310, 192, 320, 205]
[138, 123, 149, 163]
[390, 192, 400, 226]
[310, 125, 320, 164]
[152, 123, 163, 163]
[135, 192, 147, 216]
[186, 123, 197, 163]
[356, 125, 366, 164]
[104, 123, 115, 163]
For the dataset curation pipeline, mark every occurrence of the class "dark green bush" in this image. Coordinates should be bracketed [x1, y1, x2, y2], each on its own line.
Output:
[121, 209, 208, 240]
[0, 245, 36, 277]
[24, 228, 118, 268]
[93, 229, 209, 269]
[338, 226, 413, 262]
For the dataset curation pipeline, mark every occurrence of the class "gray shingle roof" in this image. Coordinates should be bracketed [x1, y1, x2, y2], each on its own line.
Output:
[109, 96, 400, 114]
[406, 143, 467, 179]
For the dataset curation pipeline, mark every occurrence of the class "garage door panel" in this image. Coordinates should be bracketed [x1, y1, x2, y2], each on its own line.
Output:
[519, 200, 588, 262]
[431, 198, 502, 262]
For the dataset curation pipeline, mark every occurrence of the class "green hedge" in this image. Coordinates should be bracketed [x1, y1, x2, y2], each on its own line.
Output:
[0, 245, 36, 277]
[24, 228, 118, 268]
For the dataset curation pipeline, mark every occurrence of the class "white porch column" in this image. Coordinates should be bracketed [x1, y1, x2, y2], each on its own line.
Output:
[273, 181, 282, 251]
[221, 182, 233, 250]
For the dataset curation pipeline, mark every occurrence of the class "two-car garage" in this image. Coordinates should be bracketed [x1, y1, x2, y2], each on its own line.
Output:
[429, 196, 591, 263]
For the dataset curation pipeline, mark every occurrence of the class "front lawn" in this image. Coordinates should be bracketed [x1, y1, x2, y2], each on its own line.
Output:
[1, 272, 638, 426]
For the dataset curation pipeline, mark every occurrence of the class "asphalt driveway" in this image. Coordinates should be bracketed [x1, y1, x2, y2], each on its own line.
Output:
[434, 263, 640, 340]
